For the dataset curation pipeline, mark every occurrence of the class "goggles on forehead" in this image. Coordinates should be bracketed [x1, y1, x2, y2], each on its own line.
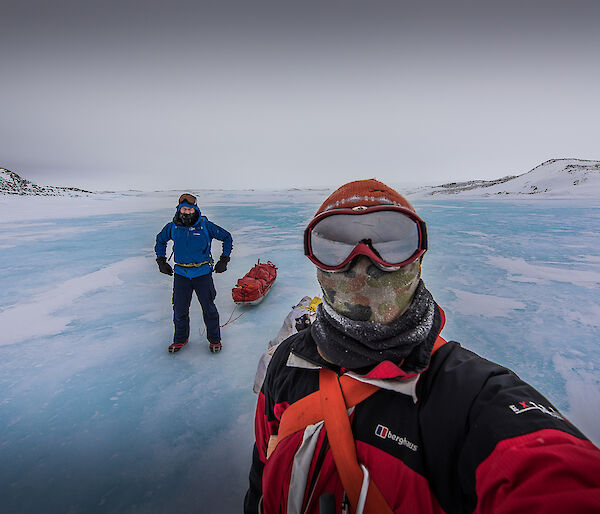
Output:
[304, 205, 428, 272]
[178, 193, 197, 205]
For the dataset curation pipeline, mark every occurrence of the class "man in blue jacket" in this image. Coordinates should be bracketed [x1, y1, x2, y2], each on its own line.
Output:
[155, 193, 233, 354]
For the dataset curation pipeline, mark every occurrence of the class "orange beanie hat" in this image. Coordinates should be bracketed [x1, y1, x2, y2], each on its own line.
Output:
[315, 179, 416, 216]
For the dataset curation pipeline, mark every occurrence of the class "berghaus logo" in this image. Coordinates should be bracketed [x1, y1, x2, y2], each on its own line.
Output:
[375, 424, 418, 452]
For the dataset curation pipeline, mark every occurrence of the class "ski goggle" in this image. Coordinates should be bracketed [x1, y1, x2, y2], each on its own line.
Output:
[304, 205, 428, 272]
[178, 193, 197, 205]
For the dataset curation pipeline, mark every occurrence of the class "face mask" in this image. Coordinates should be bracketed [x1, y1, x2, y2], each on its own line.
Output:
[316, 255, 421, 323]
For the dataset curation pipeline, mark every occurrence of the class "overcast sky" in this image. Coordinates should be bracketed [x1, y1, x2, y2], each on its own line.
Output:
[1, 1, 599, 191]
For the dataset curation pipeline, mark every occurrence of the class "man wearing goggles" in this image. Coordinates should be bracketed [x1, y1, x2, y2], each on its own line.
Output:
[246, 179, 600, 514]
[155, 193, 233, 354]
[303, 182, 429, 325]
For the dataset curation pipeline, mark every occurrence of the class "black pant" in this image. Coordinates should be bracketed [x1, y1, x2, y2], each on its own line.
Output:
[173, 273, 221, 344]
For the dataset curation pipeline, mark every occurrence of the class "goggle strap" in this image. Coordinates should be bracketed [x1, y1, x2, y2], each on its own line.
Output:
[419, 219, 428, 251]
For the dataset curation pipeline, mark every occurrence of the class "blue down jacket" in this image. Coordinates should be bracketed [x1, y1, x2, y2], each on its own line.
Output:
[155, 204, 233, 278]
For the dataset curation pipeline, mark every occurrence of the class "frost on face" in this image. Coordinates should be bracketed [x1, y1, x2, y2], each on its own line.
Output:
[317, 256, 421, 323]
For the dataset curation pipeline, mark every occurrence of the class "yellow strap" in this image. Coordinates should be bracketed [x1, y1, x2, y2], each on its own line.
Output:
[175, 261, 211, 268]
[301, 296, 322, 313]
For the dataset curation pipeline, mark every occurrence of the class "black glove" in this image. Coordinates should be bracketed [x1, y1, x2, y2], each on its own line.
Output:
[156, 257, 173, 276]
[213, 255, 230, 273]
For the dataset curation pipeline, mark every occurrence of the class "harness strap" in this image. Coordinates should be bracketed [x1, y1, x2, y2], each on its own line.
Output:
[267, 336, 448, 512]
[272, 376, 378, 453]
[175, 260, 211, 268]
[272, 336, 447, 452]
[320, 368, 394, 514]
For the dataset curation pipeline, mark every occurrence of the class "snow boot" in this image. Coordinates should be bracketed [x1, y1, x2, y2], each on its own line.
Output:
[209, 341, 222, 353]
[168, 340, 188, 353]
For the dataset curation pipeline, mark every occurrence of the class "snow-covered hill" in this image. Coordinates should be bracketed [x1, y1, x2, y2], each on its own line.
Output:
[4, 159, 600, 199]
[0, 168, 92, 196]
[419, 159, 600, 198]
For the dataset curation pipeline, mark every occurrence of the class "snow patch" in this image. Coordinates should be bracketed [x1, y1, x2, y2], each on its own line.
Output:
[446, 289, 527, 317]
[488, 256, 600, 289]
[0, 256, 146, 346]
[562, 304, 600, 329]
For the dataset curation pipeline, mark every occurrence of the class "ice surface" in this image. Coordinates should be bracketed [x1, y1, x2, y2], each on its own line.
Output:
[1, 191, 599, 513]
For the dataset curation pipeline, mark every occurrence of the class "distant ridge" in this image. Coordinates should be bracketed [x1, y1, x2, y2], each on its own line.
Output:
[0, 168, 93, 196]
[419, 159, 600, 198]
[3, 159, 599, 198]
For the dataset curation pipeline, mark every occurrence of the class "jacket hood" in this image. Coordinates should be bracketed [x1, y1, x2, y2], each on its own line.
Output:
[176, 202, 201, 214]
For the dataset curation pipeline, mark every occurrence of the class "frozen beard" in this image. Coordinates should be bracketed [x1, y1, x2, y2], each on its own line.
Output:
[179, 211, 198, 226]
[316, 256, 421, 323]
[174, 209, 199, 227]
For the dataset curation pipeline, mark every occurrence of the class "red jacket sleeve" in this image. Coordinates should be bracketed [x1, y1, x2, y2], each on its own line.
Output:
[244, 391, 284, 513]
[474, 428, 600, 513]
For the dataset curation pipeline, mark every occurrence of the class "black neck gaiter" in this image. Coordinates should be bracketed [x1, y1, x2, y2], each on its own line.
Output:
[310, 280, 442, 373]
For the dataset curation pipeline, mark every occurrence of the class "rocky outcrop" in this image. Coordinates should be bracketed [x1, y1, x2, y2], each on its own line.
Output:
[0, 168, 93, 196]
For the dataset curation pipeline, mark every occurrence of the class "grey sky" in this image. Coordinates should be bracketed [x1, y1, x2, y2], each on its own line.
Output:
[1, 1, 599, 191]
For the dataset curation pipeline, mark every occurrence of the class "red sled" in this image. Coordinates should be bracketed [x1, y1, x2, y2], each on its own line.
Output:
[232, 259, 278, 305]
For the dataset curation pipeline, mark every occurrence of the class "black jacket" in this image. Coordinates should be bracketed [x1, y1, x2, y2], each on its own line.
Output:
[245, 329, 600, 513]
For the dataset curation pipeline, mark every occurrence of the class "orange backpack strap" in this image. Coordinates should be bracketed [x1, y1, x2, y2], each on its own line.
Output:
[267, 336, 449, 509]
[274, 374, 379, 450]
[320, 368, 394, 514]
[275, 336, 448, 447]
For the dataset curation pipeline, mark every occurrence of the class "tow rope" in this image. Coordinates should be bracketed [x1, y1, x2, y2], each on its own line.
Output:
[220, 304, 247, 328]
[199, 304, 249, 338]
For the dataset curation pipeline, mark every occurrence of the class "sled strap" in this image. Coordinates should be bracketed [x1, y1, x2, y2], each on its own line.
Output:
[319, 368, 393, 514]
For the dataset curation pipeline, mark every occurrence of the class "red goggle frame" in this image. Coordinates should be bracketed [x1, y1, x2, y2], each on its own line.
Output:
[304, 205, 428, 272]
